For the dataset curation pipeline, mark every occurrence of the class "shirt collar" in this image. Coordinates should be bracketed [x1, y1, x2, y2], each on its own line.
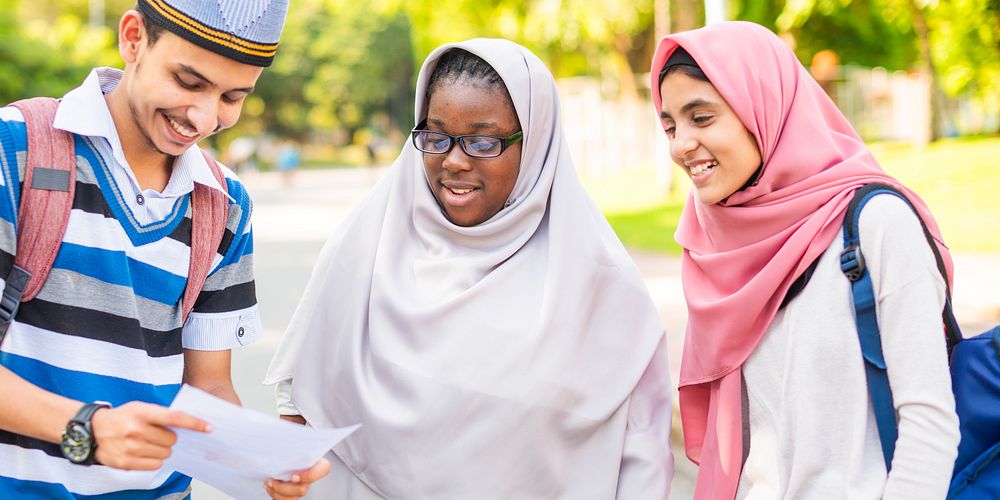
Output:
[52, 67, 233, 201]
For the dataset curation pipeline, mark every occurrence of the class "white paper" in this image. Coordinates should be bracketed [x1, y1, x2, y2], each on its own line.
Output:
[163, 384, 359, 499]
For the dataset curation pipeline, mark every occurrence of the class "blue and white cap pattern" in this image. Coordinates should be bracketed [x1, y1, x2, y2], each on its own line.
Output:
[137, 0, 289, 67]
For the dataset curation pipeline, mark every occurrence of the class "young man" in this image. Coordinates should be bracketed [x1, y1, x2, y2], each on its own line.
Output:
[0, 1, 328, 498]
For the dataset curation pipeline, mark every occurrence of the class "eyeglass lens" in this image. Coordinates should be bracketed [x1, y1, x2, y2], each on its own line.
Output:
[414, 131, 504, 157]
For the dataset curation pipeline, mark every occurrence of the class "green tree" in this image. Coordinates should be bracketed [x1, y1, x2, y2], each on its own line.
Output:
[770, 0, 998, 139]
[235, 0, 416, 143]
[930, 0, 1000, 133]
[0, 0, 119, 103]
[400, 0, 655, 92]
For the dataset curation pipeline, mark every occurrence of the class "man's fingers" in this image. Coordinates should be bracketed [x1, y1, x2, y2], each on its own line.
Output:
[147, 410, 211, 432]
[266, 478, 309, 499]
[140, 423, 178, 448]
[263, 458, 330, 499]
[280, 415, 307, 426]
[295, 458, 331, 484]
[116, 456, 167, 471]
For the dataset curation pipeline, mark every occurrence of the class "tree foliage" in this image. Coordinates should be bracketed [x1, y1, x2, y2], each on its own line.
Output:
[929, 0, 999, 101]
[2, 0, 995, 144]
[0, 0, 119, 102]
[245, 0, 416, 142]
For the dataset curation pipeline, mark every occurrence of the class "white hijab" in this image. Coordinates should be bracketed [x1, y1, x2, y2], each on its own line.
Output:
[265, 38, 664, 498]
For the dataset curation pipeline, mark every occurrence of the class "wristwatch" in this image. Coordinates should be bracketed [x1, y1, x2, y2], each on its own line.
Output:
[60, 402, 111, 465]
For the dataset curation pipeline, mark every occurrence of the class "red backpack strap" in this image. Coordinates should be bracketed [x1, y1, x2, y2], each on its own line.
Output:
[181, 150, 229, 323]
[0, 97, 76, 343]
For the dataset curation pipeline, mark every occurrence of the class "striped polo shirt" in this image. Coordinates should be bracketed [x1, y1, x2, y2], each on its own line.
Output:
[0, 68, 262, 498]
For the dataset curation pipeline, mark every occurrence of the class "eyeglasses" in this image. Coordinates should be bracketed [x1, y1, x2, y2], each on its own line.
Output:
[411, 120, 523, 158]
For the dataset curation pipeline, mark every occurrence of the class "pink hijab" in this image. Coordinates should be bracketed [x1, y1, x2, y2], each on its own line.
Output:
[650, 21, 952, 499]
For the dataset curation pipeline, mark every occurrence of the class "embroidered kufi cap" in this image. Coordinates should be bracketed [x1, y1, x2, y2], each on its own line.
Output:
[137, 0, 289, 67]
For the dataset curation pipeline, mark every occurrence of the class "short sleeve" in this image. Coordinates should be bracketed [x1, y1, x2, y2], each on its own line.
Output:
[182, 173, 262, 350]
[0, 107, 26, 290]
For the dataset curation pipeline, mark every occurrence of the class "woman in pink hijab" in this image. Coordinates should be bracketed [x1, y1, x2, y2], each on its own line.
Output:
[651, 21, 960, 499]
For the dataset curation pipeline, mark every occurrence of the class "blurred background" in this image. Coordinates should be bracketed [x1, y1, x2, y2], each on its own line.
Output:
[3, 1, 998, 497]
[2, 0, 996, 251]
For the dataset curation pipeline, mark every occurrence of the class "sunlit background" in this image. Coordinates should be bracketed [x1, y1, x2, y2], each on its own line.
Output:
[3, 0, 997, 253]
[4, 2, 997, 497]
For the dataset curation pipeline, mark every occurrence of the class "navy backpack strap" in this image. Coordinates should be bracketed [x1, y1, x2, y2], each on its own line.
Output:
[841, 184, 901, 470]
[841, 183, 965, 472]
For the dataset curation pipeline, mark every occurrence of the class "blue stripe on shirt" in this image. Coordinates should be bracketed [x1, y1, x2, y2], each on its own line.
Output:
[0, 471, 191, 499]
[216, 228, 254, 270]
[0, 352, 181, 408]
[77, 139, 189, 245]
[52, 242, 187, 306]
[0, 118, 25, 227]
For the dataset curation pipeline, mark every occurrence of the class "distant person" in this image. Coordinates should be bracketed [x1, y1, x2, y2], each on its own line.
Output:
[810, 49, 840, 100]
[265, 39, 674, 498]
[651, 21, 959, 499]
[225, 135, 259, 174]
[363, 126, 388, 167]
[0, 1, 327, 498]
[276, 141, 301, 185]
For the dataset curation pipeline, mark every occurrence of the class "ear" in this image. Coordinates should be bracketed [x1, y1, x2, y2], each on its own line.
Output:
[118, 10, 145, 64]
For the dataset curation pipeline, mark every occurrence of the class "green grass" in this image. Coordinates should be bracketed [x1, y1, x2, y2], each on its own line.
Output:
[591, 136, 1000, 254]
[871, 137, 1000, 252]
[604, 202, 686, 254]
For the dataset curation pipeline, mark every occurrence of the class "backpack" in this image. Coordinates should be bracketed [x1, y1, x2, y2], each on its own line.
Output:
[841, 182, 1000, 499]
[0, 97, 230, 345]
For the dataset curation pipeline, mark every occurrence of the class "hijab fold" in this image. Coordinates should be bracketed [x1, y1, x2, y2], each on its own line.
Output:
[649, 21, 952, 499]
[266, 38, 665, 498]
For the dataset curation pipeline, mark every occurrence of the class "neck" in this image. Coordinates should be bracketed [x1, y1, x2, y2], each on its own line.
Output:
[104, 86, 172, 192]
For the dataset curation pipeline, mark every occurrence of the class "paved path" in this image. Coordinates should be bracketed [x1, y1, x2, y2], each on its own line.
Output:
[194, 167, 998, 499]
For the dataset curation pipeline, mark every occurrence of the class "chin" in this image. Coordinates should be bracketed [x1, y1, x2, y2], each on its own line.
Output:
[445, 210, 481, 227]
[695, 192, 720, 205]
[447, 215, 475, 227]
[153, 136, 190, 157]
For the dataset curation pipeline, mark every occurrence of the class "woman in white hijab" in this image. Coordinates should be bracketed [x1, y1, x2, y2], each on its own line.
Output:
[264, 38, 673, 499]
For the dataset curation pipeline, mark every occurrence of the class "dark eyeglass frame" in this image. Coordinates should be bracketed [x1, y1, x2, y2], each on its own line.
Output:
[411, 120, 523, 158]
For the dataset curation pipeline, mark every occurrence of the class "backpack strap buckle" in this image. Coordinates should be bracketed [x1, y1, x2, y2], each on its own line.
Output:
[0, 265, 31, 344]
[840, 244, 866, 281]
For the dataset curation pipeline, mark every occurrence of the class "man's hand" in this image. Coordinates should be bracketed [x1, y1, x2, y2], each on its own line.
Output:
[265, 458, 332, 500]
[280, 414, 307, 426]
[90, 401, 210, 470]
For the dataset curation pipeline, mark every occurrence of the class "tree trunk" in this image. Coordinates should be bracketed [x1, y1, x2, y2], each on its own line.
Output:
[673, 0, 702, 32]
[655, 0, 671, 39]
[665, 0, 702, 198]
[995, 0, 1000, 133]
[909, 0, 944, 142]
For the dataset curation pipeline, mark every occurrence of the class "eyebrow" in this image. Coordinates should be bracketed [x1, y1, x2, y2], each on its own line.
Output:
[177, 64, 255, 94]
[660, 98, 715, 120]
[426, 118, 502, 132]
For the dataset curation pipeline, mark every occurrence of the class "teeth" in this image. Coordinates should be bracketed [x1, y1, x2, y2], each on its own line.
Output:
[168, 117, 198, 138]
[690, 161, 718, 176]
[450, 188, 474, 194]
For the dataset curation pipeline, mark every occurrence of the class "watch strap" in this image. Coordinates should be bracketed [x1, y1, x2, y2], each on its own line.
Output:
[67, 402, 110, 465]
[71, 402, 110, 428]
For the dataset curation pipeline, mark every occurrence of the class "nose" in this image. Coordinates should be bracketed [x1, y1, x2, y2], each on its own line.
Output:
[441, 140, 472, 173]
[669, 126, 698, 162]
[185, 95, 222, 135]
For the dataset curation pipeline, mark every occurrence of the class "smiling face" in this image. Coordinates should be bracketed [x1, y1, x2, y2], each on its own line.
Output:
[113, 11, 263, 162]
[659, 70, 762, 205]
[422, 82, 522, 227]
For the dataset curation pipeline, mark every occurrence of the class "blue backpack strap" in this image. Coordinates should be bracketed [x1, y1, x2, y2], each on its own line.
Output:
[841, 183, 965, 472]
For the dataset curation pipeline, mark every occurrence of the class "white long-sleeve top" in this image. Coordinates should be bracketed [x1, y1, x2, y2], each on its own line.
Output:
[274, 335, 675, 499]
[736, 195, 960, 499]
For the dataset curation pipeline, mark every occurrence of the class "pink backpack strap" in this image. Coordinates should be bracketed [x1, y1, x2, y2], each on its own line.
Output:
[181, 150, 229, 323]
[0, 97, 76, 343]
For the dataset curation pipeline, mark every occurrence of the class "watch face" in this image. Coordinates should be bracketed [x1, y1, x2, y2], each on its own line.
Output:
[61, 422, 93, 464]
